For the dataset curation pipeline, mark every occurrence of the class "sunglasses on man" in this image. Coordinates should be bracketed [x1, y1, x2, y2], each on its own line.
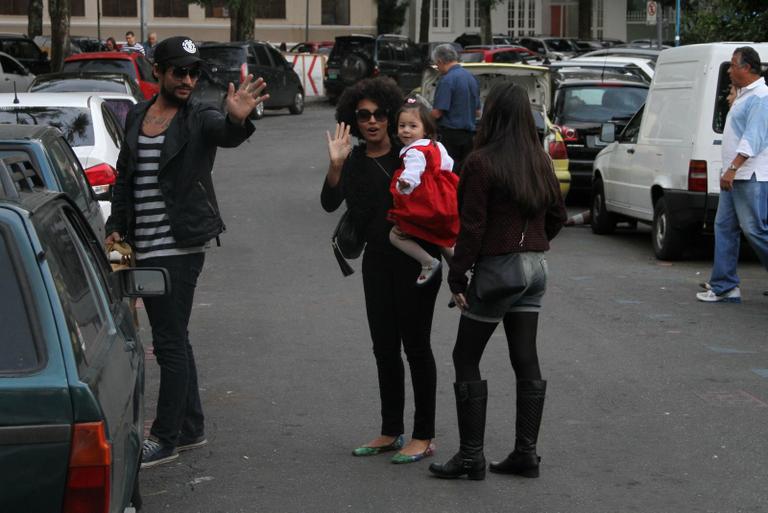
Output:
[171, 65, 202, 79]
[355, 108, 388, 122]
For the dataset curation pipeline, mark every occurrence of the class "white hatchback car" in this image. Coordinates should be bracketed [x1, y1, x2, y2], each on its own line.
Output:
[552, 56, 655, 83]
[0, 92, 122, 221]
[0, 51, 34, 93]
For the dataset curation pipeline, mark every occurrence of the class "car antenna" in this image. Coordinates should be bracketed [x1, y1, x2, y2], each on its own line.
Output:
[12, 81, 19, 104]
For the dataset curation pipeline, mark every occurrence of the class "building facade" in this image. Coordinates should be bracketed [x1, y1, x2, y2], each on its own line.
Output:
[0, 0, 377, 44]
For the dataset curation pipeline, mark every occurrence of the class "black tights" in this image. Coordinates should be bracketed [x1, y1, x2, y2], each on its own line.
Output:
[452, 312, 542, 382]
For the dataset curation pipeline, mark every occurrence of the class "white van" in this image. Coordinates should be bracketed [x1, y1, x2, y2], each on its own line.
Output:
[591, 42, 768, 259]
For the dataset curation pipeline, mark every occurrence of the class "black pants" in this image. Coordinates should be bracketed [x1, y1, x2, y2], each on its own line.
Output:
[362, 249, 440, 440]
[439, 127, 475, 173]
[140, 252, 206, 448]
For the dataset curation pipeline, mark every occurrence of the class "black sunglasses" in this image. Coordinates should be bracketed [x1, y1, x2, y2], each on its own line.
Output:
[171, 66, 202, 79]
[355, 108, 388, 122]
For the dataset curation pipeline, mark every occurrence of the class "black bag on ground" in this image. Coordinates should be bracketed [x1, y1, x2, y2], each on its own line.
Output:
[331, 209, 365, 276]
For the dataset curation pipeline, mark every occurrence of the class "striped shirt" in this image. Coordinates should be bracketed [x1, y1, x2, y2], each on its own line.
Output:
[133, 133, 204, 260]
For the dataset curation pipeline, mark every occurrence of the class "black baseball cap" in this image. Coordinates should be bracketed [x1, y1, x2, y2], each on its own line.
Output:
[153, 36, 203, 67]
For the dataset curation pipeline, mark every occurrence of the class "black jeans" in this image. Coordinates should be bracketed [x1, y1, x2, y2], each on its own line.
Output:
[362, 249, 440, 440]
[439, 127, 475, 173]
[139, 252, 206, 448]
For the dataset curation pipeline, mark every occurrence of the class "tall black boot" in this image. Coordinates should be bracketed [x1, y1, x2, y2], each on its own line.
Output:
[429, 380, 487, 480]
[489, 379, 546, 478]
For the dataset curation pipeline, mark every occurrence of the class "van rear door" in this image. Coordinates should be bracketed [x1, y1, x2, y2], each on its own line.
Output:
[0, 209, 73, 511]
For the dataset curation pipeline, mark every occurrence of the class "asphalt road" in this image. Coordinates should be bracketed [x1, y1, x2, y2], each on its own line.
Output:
[139, 102, 768, 513]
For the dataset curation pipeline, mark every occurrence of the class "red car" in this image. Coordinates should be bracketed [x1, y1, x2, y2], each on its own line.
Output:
[289, 41, 334, 55]
[460, 46, 539, 64]
[62, 51, 159, 100]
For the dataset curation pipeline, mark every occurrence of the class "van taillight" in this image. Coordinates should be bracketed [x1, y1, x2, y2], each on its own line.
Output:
[688, 160, 708, 192]
[548, 139, 568, 160]
[240, 62, 248, 83]
[63, 422, 111, 513]
[84, 163, 117, 195]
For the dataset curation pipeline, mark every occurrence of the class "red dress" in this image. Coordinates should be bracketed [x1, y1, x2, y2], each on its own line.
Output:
[388, 140, 459, 247]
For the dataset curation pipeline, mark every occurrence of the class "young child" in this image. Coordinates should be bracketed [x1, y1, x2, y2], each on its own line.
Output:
[388, 98, 460, 286]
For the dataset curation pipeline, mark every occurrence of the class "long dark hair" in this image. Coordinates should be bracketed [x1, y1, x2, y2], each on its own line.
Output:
[469, 82, 560, 217]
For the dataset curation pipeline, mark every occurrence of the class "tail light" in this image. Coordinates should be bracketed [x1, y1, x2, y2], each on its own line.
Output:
[372, 65, 380, 77]
[63, 422, 111, 513]
[84, 163, 117, 195]
[548, 139, 568, 160]
[688, 160, 708, 192]
[240, 62, 248, 83]
[555, 125, 578, 142]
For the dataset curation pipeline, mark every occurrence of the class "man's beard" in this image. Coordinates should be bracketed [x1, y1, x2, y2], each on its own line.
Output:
[160, 84, 191, 106]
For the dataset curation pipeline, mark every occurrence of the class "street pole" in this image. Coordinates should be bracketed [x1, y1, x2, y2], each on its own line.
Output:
[140, 0, 147, 42]
[305, 0, 309, 42]
[656, 2, 663, 50]
[96, 0, 101, 41]
[675, 0, 681, 46]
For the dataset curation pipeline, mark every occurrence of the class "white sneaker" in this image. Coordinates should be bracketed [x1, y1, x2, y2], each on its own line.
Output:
[696, 287, 741, 303]
[416, 258, 441, 286]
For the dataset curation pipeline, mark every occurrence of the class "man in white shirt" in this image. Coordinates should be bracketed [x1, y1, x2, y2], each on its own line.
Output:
[122, 30, 145, 55]
[698, 47, 768, 303]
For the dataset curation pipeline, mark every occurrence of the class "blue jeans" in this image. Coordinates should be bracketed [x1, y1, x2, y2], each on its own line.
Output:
[709, 175, 768, 294]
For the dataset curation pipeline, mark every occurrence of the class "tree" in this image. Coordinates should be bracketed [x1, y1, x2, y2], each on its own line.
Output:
[419, 0, 430, 43]
[681, 0, 768, 44]
[478, 0, 504, 44]
[28, 0, 43, 39]
[377, 0, 409, 35]
[189, 0, 257, 41]
[48, 0, 70, 72]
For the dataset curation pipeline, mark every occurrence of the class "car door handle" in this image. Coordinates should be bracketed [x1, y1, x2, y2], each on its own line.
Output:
[626, 148, 635, 154]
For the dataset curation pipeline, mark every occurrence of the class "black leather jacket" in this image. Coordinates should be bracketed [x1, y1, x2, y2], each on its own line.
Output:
[106, 97, 255, 247]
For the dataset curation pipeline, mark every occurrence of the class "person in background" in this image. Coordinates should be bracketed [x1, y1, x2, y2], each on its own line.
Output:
[430, 43, 480, 173]
[105, 36, 268, 468]
[123, 31, 146, 55]
[429, 83, 566, 481]
[144, 32, 158, 61]
[105, 37, 118, 52]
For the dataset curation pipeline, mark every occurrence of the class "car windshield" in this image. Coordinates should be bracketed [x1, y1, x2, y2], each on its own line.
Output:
[62, 59, 136, 78]
[30, 78, 127, 93]
[0, 107, 95, 146]
[0, 232, 39, 373]
[460, 52, 485, 63]
[199, 47, 246, 69]
[0, 40, 40, 59]
[330, 38, 374, 60]
[559, 85, 648, 124]
[546, 39, 576, 52]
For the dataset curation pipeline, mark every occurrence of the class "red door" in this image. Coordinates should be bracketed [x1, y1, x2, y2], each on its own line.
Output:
[550, 6, 563, 36]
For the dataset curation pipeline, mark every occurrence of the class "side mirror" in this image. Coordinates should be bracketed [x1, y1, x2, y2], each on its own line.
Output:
[118, 267, 170, 297]
[600, 122, 616, 143]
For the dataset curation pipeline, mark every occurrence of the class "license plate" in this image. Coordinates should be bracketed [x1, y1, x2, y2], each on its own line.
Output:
[327, 70, 338, 79]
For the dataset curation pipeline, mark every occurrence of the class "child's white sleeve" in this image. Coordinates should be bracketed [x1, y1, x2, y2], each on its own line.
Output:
[397, 149, 427, 195]
[437, 141, 454, 172]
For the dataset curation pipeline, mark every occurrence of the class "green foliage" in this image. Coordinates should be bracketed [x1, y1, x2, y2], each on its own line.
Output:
[682, 0, 768, 44]
[376, 0, 410, 35]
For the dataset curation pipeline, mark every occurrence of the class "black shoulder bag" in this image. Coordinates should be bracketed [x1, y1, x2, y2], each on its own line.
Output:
[332, 210, 364, 277]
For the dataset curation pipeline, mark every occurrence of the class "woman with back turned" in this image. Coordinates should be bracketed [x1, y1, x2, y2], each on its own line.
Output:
[429, 83, 567, 480]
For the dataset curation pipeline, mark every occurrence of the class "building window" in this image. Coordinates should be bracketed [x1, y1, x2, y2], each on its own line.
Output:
[0, 0, 26, 15]
[72, 0, 85, 17]
[155, 0, 188, 18]
[593, 0, 604, 39]
[508, 0, 537, 37]
[433, 0, 450, 29]
[465, 0, 480, 28]
[256, 0, 286, 19]
[102, 0, 137, 17]
[205, 0, 229, 18]
[322, 0, 349, 25]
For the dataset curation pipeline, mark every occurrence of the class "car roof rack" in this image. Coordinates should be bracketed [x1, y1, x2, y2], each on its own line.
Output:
[0, 154, 45, 200]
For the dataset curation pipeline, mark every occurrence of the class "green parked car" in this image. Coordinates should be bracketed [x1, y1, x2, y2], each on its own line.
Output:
[0, 156, 168, 512]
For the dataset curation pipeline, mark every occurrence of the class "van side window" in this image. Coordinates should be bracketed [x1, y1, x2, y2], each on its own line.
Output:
[47, 137, 90, 212]
[619, 106, 644, 143]
[713, 61, 768, 134]
[253, 44, 273, 67]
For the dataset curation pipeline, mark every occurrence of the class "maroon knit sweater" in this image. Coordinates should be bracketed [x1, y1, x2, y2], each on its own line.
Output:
[448, 156, 567, 294]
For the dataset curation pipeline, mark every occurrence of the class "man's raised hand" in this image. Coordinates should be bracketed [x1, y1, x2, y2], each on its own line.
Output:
[227, 75, 269, 125]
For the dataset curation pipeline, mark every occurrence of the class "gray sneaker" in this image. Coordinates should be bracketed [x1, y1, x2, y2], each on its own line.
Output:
[177, 434, 208, 452]
[696, 287, 741, 303]
[141, 438, 178, 468]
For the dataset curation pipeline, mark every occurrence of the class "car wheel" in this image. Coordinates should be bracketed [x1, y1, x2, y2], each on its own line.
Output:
[652, 197, 687, 260]
[590, 178, 616, 235]
[250, 101, 264, 120]
[289, 89, 304, 114]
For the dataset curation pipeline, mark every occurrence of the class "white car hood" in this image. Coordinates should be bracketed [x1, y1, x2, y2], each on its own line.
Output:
[421, 63, 552, 113]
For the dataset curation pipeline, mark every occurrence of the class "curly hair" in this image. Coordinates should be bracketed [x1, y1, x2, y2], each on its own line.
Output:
[335, 77, 404, 139]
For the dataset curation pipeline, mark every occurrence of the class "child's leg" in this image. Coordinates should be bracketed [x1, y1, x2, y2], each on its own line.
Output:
[440, 246, 454, 267]
[390, 227, 435, 266]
